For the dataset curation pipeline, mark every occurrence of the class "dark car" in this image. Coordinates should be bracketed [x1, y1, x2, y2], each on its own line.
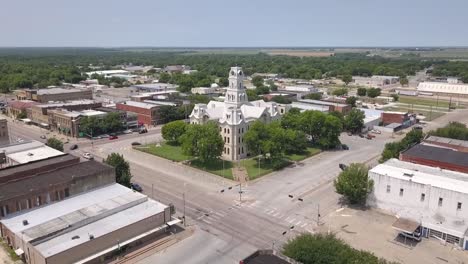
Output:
[339, 163, 347, 171]
[131, 142, 142, 146]
[131, 183, 143, 192]
[341, 144, 349, 150]
[359, 134, 365, 138]
[109, 135, 118, 140]
[70, 144, 78, 150]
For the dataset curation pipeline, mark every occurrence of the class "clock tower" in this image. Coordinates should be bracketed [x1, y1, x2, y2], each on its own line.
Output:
[225, 67, 248, 107]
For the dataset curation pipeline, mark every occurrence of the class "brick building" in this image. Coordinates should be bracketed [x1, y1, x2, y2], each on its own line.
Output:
[400, 144, 468, 174]
[6, 100, 38, 119]
[381, 111, 411, 126]
[0, 119, 9, 146]
[16, 88, 93, 103]
[0, 156, 114, 218]
[30, 100, 102, 127]
[424, 136, 468, 153]
[296, 99, 351, 114]
[116, 101, 161, 126]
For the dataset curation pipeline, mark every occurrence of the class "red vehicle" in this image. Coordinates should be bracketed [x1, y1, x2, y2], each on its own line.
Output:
[366, 134, 375, 139]
[109, 135, 118, 140]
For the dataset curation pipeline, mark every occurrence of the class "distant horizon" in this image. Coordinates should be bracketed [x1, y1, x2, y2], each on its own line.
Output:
[1, 46, 468, 49]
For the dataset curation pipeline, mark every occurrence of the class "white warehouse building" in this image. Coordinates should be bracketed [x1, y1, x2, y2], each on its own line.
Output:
[417, 82, 468, 96]
[368, 159, 468, 250]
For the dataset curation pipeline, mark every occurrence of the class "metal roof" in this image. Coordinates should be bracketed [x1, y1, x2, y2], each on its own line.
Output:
[402, 144, 468, 168]
[425, 136, 468, 148]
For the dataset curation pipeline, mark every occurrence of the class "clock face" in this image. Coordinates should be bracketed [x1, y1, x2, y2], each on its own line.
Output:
[230, 70, 235, 76]
[238, 71, 243, 75]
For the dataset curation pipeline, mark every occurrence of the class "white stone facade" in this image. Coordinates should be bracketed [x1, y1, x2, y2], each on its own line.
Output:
[190, 67, 285, 161]
[368, 159, 468, 248]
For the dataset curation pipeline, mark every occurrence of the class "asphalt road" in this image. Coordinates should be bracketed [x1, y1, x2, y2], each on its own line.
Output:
[5, 108, 468, 263]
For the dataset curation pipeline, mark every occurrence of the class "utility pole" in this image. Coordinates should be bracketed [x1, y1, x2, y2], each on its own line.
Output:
[239, 182, 242, 203]
[317, 204, 321, 225]
[183, 192, 186, 227]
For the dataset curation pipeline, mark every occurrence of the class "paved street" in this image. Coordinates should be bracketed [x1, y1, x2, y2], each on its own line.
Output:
[4, 108, 468, 263]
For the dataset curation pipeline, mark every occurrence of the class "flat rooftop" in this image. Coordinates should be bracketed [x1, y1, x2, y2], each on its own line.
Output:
[0, 154, 78, 181]
[120, 101, 158, 109]
[0, 160, 112, 202]
[425, 136, 468, 148]
[37, 88, 88, 95]
[370, 158, 468, 194]
[7, 145, 64, 164]
[35, 100, 97, 108]
[402, 144, 468, 168]
[132, 83, 177, 89]
[1, 184, 167, 258]
[298, 99, 347, 107]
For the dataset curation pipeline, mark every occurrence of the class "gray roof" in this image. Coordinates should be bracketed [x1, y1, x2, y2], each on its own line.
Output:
[402, 144, 468, 168]
[37, 88, 87, 95]
[425, 136, 468, 148]
[0, 160, 113, 202]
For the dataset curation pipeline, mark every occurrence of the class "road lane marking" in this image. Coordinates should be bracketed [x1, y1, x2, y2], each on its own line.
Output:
[202, 219, 213, 225]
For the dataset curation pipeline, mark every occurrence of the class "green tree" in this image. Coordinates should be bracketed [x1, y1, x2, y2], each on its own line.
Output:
[334, 163, 373, 204]
[102, 112, 124, 133]
[46, 138, 64, 151]
[357, 87, 367, 96]
[366, 88, 381, 98]
[271, 95, 291, 104]
[284, 129, 308, 154]
[218, 77, 229, 87]
[304, 93, 322, 100]
[332, 88, 348, 96]
[158, 72, 171, 83]
[391, 94, 399, 102]
[180, 122, 223, 163]
[319, 115, 343, 149]
[428, 122, 468, 140]
[400, 76, 409, 86]
[252, 76, 264, 88]
[266, 79, 278, 91]
[255, 85, 270, 95]
[104, 153, 132, 187]
[283, 233, 393, 264]
[379, 129, 424, 163]
[162, 120, 187, 144]
[16, 111, 27, 119]
[246, 89, 260, 101]
[342, 74, 353, 85]
[344, 108, 365, 133]
[345, 96, 357, 107]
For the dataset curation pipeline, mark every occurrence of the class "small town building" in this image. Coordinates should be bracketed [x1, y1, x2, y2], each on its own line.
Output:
[0, 119, 9, 146]
[360, 108, 383, 132]
[352, 75, 399, 87]
[368, 159, 468, 250]
[381, 111, 412, 126]
[164, 65, 190, 73]
[7, 100, 39, 119]
[16, 88, 93, 103]
[417, 81, 468, 96]
[0, 157, 114, 218]
[0, 183, 173, 264]
[296, 99, 351, 114]
[291, 102, 329, 112]
[130, 91, 178, 102]
[116, 101, 161, 126]
[85, 70, 130, 78]
[30, 100, 102, 128]
[131, 83, 178, 93]
[191, 87, 217, 95]
[190, 67, 285, 161]
[0, 141, 64, 168]
[400, 144, 468, 174]
[424, 136, 468, 153]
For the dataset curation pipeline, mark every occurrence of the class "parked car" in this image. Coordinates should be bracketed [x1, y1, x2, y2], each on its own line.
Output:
[123, 129, 133, 134]
[99, 134, 110, 138]
[370, 129, 381, 134]
[358, 134, 364, 138]
[131, 142, 141, 146]
[83, 152, 93, 160]
[339, 163, 348, 171]
[131, 183, 143, 192]
[109, 135, 118, 140]
[70, 144, 78, 150]
[40, 135, 46, 139]
[347, 132, 353, 136]
[138, 128, 148, 134]
[367, 133, 376, 139]
[341, 144, 349, 150]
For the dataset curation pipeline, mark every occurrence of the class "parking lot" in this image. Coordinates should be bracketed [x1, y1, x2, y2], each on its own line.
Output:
[322, 207, 468, 264]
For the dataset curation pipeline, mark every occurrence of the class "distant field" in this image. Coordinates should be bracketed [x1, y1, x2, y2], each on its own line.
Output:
[266, 50, 334, 57]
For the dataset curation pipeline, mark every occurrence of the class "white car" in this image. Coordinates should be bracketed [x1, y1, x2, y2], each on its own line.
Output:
[371, 129, 381, 134]
[83, 152, 94, 160]
[123, 129, 133, 134]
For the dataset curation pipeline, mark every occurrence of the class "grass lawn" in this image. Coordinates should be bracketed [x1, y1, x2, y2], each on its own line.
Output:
[191, 159, 233, 179]
[285, 147, 321, 161]
[384, 106, 446, 121]
[399, 96, 452, 108]
[136, 142, 192, 162]
[241, 158, 291, 180]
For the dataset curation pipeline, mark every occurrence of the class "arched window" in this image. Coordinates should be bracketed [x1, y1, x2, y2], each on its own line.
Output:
[227, 128, 230, 134]
[227, 148, 230, 154]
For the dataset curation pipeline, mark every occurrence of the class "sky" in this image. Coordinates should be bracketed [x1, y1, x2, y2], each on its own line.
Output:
[1, 0, 467, 47]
